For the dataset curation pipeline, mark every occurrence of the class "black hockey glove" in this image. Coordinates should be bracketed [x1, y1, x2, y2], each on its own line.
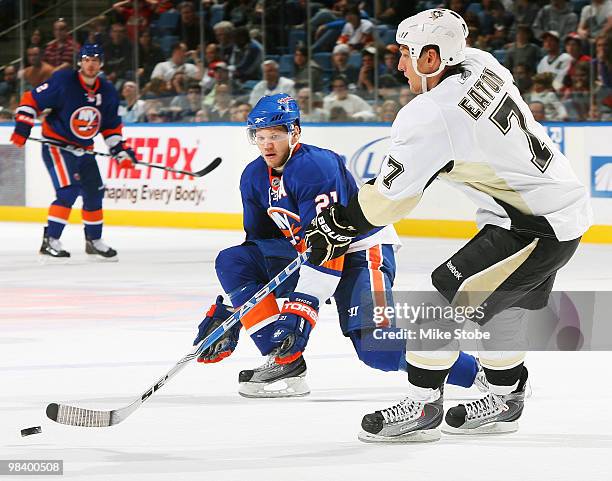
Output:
[304, 203, 358, 266]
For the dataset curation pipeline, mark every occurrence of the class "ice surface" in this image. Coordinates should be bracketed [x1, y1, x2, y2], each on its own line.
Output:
[1, 222, 611, 480]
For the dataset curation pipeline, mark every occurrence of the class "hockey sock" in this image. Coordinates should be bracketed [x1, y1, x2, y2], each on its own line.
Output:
[46, 202, 72, 239]
[82, 209, 103, 240]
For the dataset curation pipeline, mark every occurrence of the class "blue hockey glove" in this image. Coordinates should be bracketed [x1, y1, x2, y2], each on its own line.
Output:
[194, 295, 241, 363]
[110, 141, 137, 169]
[271, 292, 319, 364]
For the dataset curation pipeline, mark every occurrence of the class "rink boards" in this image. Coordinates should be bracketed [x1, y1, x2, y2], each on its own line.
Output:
[0, 122, 611, 242]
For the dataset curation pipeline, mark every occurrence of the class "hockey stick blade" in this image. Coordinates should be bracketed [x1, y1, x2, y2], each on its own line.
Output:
[193, 156, 222, 177]
[45, 250, 310, 428]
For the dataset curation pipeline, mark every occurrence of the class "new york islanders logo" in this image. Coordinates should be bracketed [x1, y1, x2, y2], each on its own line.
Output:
[70, 106, 101, 139]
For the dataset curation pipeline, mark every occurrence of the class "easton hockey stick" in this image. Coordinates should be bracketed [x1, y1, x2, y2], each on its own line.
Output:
[46, 249, 310, 427]
[29, 137, 222, 178]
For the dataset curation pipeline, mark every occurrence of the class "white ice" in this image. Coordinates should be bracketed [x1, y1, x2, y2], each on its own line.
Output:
[1, 222, 612, 481]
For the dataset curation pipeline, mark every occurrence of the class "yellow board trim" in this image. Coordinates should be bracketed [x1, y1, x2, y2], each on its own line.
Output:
[1, 206, 611, 243]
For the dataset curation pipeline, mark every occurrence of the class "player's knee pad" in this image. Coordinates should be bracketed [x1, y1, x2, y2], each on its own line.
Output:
[55, 185, 80, 207]
[349, 330, 405, 372]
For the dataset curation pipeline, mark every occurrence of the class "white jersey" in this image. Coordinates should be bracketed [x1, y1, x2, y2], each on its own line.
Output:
[366, 48, 592, 242]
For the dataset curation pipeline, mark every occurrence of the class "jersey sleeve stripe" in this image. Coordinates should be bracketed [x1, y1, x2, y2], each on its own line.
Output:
[101, 125, 123, 138]
[19, 91, 40, 113]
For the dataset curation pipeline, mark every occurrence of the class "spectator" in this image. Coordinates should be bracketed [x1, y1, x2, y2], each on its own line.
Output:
[19, 46, 53, 89]
[513, 63, 535, 95]
[398, 86, 415, 107]
[151, 42, 200, 82]
[0, 106, 13, 122]
[118, 81, 146, 122]
[509, 0, 540, 37]
[377, 0, 418, 25]
[229, 26, 263, 82]
[378, 99, 400, 122]
[505, 24, 541, 73]
[170, 82, 202, 121]
[593, 33, 612, 87]
[248, 60, 295, 106]
[202, 61, 243, 98]
[537, 30, 572, 90]
[329, 105, 349, 122]
[141, 77, 172, 99]
[230, 101, 251, 122]
[526, 72, 569, 120]
[30, 29, 44, 51]
[337, 5, 374, 51]
[144, 100, 166, 122]
[103, 23, 133, 84]
[562, 61, 592, 120]
[83, 16, 109, 46]
[213, 21, 236, 63]
[563, 32, 592, 87]
[292, 45, 324, 92]
[357, 46, 384, 100]
[224, 0, 256, 27]
[382, 45, 405, 85]
[43, 18, 80, 71]
[137, 30, 164, 85]
[532, 0, 578, 42]
[173, 2, 212, 51]
[112, 0, 157, 41]
[0, 65, 17, 106]
[167, 70, 188, 96]
[209, 82, 233, 121]
[204, 43, 223, 69]
[194, 108, 210, 122]
[578, 0, 612, 41]
[331, 43, 359, 85]
[529, 100, 547, 121]
[297, 87, 329, 122]
[323, 74, 375, 121]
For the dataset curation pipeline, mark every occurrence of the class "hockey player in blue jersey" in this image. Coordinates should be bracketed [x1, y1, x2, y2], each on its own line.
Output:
[10, 44, 137, 261]
[192, 93, 480, 397]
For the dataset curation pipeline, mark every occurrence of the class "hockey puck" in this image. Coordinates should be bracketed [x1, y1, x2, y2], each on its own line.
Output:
[21, 426, 42, 437]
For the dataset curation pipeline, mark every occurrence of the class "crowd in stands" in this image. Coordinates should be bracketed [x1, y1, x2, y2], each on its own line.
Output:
[0, 0, 612, 124]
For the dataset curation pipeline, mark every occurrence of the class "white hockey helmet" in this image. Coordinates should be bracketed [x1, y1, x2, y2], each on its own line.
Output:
[396, 9, 468, 92]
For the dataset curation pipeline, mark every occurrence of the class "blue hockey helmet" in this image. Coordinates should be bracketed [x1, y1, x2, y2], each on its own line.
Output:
[247, 93, 300, 144]
[78, 43, 104, 65]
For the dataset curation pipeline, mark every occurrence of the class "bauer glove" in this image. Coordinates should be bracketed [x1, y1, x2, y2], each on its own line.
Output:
[194, 295, 241, 363]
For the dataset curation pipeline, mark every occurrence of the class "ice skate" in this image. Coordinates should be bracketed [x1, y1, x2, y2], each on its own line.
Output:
[238, 354, 310, 398]
[358, 388, 444, 443]
[85, 238, 118, 262]
[39, 228, 70, 262]
[443, 366, 528, 435]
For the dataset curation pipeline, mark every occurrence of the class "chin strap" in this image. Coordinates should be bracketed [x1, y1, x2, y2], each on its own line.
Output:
[411, 57, 446, 93]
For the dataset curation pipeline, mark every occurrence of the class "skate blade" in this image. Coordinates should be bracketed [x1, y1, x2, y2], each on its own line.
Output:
[238, 377, 310, 398]
[38, 255, 71, 265]
[441, 420, 518, 435]
[358, 428, 441, 444]
[85, 254, 119, 263]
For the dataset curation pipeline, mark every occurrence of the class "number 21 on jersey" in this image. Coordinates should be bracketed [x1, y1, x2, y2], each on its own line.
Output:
[315, 191, 338, 214]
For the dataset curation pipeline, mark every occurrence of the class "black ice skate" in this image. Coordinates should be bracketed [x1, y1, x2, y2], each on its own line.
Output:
[39, 228, 70, 260]
[85, 238, 118, 262]
[359, 388, 444, 443]
[238, 354, 309, 398]
[443, 366, 528, 435]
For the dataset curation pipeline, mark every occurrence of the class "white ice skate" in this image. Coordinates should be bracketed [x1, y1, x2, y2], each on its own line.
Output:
[238, 354, 310, 398]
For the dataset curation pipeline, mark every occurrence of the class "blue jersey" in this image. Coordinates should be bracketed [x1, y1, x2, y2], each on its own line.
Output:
[240, 143, 399, 301]
[17, 69, 123, 148]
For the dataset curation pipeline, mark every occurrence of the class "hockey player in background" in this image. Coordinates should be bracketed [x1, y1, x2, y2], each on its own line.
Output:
[10, 44, 137, 261]
[305, 9, 592, 442]
[192, 93, 481, 398]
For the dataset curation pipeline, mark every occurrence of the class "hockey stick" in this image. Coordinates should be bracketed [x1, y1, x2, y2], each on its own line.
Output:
[29, 137, 222, 178]
[45, 249, 310, 427]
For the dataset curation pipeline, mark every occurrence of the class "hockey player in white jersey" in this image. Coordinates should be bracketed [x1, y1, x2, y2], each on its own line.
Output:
[305, 8, 592, 443]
